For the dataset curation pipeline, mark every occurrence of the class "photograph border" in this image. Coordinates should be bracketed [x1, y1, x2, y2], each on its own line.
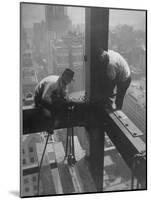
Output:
[20, 2, 147, 198]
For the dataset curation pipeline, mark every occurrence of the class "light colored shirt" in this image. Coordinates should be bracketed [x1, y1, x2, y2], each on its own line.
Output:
[35, 75, 66, 105]
[107, 50, 131, 82]
[42, 75, 59, 104]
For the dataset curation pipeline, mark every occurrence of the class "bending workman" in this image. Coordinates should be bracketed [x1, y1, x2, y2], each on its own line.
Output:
[34, 68, 74, 120]
[98, 49, 131, 110]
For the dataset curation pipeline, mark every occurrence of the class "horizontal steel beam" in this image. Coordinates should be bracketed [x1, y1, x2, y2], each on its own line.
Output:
[22, 105, 86, 135]
[104, 108, 146, 188]
[23, 106, 55, 134]
[22, 103, 146, 188]
[22, 102, 104, 134]
[22, 164, 39, 176]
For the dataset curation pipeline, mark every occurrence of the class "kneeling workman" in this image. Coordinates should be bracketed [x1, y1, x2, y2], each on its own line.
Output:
[34, 68, 74, 122]
[99, 49, 131, 110]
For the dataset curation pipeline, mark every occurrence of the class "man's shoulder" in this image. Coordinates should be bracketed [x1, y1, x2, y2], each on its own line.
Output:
[108, 50, 129, 67]
[42, 75, 59, 83]
[108, 50, 120, 67]
[108, 50, 123, 60]
[107, 50, 130, 79]
[38, 75, 59, 86]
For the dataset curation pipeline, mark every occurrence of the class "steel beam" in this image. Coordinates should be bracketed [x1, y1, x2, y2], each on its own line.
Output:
[23, 106, 54, 134]
[85, 7, 109, 191]
[104, 108, 146, 188]
[22, 101, 105, 135]
[22, 164, 39, 176]
[22, 99, 146, 188]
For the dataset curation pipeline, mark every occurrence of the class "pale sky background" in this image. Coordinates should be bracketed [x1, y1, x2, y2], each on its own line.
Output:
[109, 9, 145, 30]
[21, 3, 146, 31]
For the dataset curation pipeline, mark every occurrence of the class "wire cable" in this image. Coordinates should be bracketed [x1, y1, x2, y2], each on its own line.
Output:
[37, 129, 53, 196]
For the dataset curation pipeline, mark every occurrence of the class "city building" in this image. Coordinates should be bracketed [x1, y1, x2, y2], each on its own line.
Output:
[52, 39, 69, 75]
[21, 4, 146, 196]
[44, 5, 72, 73]
[21, 134, 43, 196]
[33, 21, 47, 60]
[45, 5, 70, 38]
[22, 66, 38, 97]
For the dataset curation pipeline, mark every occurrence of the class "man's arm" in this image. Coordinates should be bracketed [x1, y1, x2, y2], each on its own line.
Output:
[42, 82, 54, 104]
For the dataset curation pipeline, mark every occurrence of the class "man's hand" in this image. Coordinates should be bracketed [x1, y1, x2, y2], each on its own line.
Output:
[51, 90, 67, 104]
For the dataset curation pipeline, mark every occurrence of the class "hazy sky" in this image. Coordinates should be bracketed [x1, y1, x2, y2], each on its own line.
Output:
[21, 4, 145, 31]
[109, 9, 146, 30]
[21, 4, 45, 28]
[68, 7, 85, 25]
[21, 4, 85, 27]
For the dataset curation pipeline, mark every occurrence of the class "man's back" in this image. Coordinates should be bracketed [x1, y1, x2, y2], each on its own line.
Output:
[38, 75, 59, 86]
[34, 75, 59, 107]
[107, 50, 131, 82]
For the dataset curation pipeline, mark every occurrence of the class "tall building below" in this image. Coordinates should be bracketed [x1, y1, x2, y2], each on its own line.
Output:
[21, 134, 43, 196]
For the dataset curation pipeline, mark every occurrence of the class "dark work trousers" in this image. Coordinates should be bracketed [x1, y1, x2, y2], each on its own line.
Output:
[105, 79, 117, 108]
[115, 76, 131, 110]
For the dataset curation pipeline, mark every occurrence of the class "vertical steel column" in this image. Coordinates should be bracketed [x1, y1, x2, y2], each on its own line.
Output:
[85, 7, 109, 191]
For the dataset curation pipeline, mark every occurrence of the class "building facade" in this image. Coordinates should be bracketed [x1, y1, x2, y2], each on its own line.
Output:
[21, 134, 43, 196]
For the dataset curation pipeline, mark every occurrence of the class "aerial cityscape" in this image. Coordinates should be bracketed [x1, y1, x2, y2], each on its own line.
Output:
[21, 4, 146, 197]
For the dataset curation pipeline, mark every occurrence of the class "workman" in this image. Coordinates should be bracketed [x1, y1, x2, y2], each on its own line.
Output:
[98, 49, 131, 110]
[34, 68, 74, 119]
